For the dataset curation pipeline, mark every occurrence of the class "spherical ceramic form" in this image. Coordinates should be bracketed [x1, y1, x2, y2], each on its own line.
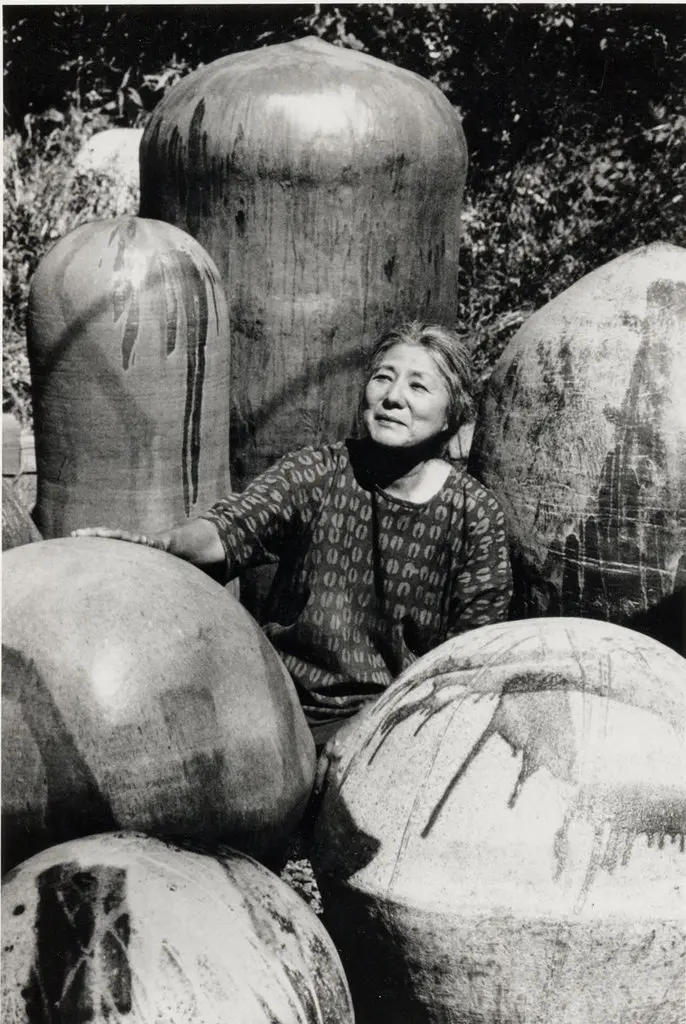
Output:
[2, 832, 353, 1024]
[2, 538, 315, 871]
[469, 242, 686, 654]
[27, 216, 232, 539]
[2, 481, 41, 550]
[310, 617, 686, 1024]
[139, 35, 468, 491]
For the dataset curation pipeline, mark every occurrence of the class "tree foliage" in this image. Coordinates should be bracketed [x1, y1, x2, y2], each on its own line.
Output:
[5, 4, 684, 173]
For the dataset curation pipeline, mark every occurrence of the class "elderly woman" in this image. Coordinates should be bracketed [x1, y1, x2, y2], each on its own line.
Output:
[77, 322, 512, 747]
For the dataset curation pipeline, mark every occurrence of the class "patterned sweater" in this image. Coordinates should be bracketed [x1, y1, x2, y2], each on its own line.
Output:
[201, 440, 512, 724]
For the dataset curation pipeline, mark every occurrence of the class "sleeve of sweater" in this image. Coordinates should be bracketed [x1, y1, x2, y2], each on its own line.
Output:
[198, 445, 337, 579]
[446, 479, 513, 637]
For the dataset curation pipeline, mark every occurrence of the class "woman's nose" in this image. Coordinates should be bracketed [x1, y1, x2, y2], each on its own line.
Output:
[383, 380, 406, 406]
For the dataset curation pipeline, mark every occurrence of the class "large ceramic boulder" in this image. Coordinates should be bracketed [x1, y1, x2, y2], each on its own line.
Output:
[27, 217, 232, 539]
[2, 480, 41, 550]
[469, 242, 686, 653]
[2, 832, 354, 1024]
[311, 617, 686, 1024]
[2, 538, 315, 871]
[139, 36, 468, 491]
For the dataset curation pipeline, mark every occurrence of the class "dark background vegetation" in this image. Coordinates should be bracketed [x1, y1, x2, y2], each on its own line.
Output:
[4, 3, 686, 424]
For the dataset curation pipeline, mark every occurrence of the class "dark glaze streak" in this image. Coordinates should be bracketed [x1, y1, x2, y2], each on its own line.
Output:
[518, 279, 686, 639]
[139, 120, 163, 218]
[384, 151, 406, 195]
[111, 226, 127, 273]
[306, 932, 351, 1024]
[107, 220, 142, 370]
[367, 680, 473, 767]
[364, 632, 537, 771]
[203, 263, 221, 334]
[260, 894, 297, 937]
[187, 98, 206, 165]
[2, 646, 118, 857]
[282, 963, 321, 1024]
[256, 994, 287, 1024]
[555, 787, 686, 912]
[358, 647, 684, 908]
[419, 689, 576, 839]
[214, 858, 281, 951]
[177, 252, 208, 515]
[420, 724, 494, 838]
[22, 862, 132, 1022]
[120, 286, 141, 371]
[168, 125, 186, 208]
[185, 98, 208, 237]
[229, 122, 245, 170]
[161, 942, 191, 997]
[157, 254, 180, 357]
[158, 686, 226, 832]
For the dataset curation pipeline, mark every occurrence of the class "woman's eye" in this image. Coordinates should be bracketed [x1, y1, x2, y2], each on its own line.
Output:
[372, 372, 392, 383]
[411, 381, 428, 392]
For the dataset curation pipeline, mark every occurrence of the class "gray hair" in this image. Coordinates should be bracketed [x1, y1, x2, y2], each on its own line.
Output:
[358, 321, 474, 436]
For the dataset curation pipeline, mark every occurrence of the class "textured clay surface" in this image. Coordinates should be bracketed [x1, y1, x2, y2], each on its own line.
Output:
[311, 617, 686, 1023]
[2, 833, 353, 1024]
[469, 242, 686, 653]
[2, 538, 315, 870]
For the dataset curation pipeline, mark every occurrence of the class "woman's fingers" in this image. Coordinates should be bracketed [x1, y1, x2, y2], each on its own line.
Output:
[70, 527, 168, 550]
[71, 526, 123, 539]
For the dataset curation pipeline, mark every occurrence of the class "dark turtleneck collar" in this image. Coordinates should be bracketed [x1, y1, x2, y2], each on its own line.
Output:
[346, 435, 450, 494]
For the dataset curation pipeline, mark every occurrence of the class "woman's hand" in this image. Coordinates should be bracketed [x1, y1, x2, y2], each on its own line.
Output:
[71, 518, 224, 574]
[70, 526, 171, 552]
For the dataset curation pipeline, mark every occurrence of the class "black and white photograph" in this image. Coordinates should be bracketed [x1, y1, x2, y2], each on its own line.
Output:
[2, 4, 685, 1022]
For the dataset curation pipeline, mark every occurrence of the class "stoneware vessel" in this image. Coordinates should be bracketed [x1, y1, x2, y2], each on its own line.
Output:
[2, 537, 315, 871]
[27, 217, 232, 539]
[2, 832, 353, 1024]
[469, 242, 686, 654]
[311, 617, 686, 1024]
[140, 36, 468, 491]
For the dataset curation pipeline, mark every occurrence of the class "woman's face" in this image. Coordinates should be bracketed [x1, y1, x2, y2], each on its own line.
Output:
[362, 342, 451, 449]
